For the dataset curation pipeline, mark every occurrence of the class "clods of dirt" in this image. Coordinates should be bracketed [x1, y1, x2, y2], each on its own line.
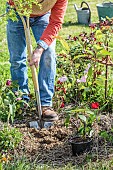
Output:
[4, 112, 113, 167]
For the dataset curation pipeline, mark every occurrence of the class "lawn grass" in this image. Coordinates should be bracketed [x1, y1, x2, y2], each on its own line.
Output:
[2, 157, 113, 170]
[0, 0, 113, 169]
[59, 0, 103, 37]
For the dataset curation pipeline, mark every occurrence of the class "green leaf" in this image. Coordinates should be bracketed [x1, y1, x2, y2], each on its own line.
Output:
[73, 108, 87, 113]
[85, 49, 94, 55]
[60, 39, 70, 51]
[83, 87, 90, 95]
[64, 114, 70, 127]
[80, 85, 86, 90]
[4, 99, 10, 105]
[99, 103, 108, 111]
[86, 110, 95, 115]
[9, 104, 13, 116]
[95, 77, 106, 86]
[97, 49, 111, 56]
[78, 114, 86, 122]
[73, 54, 86, 60]
[0, 162, 3, 170]
[99, 131, 108, 139]
[88, 67, 92, 77]
[55, 36, 70, 51]
[95, 30, 103, 39]
[93, 44, 103, 51]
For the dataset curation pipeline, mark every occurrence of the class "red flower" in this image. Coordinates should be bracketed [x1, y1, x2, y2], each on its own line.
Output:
[56, 87, 61, 91]
[60, 102, 65, 108]
[61, 87, 66, 94]
[79, 32, 87, 37]
[57, 80, 63, 85]
[73, 36, 78, 41]
[96, 70, 101, 75]
[6, 79, 12, 86]
[96, 41, 102, 45]
[91, 102, 99, 109]
[89, 23, 97, 29]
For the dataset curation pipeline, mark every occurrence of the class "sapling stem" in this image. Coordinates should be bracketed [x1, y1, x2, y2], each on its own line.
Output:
[105, 55, 108, 99]
[83, 121, 86, 139]
[105, 41, 109, 99]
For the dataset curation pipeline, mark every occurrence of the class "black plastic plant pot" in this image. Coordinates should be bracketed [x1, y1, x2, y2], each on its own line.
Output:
[69, 136, 93, 156]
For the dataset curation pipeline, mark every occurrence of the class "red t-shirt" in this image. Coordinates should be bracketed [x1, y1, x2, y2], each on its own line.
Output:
[8, 0, 68, 46]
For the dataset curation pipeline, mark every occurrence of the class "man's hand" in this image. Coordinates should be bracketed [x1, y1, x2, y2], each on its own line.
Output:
[28, 46, 44, 68]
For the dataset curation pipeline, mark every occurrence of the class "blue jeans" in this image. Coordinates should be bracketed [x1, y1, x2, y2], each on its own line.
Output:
[7, 11, 56, 106]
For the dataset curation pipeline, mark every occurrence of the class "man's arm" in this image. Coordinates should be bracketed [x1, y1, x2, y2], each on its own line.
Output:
[30, 0, 68, 67]
[37, 0, 68, 49]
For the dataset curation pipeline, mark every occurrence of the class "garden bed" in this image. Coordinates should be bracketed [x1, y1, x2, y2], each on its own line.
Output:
[9, 109, 113, 167]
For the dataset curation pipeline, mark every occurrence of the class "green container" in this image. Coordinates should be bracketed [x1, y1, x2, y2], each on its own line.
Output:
[97, 2, 113, 20]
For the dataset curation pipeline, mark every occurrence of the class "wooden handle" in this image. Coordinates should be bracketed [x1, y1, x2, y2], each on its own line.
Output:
[20, 17, 42, 119]
[21, 16, 39, 91]
[30, 65, 39, 90]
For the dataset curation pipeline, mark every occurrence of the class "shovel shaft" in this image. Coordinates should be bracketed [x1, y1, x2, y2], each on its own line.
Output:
[30, 65, 39, 90]
[35, 90, 42, 120]
[21, 16, 42, 119]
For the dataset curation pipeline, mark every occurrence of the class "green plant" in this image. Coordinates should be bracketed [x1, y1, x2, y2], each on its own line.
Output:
[54, 75, 68, 110]
[99, 129, 113, 144]
[55, 17, 113, 113]
[65, 107, 96, 139]
[0, 126, 22, 152]
[0, 79, 28, 123]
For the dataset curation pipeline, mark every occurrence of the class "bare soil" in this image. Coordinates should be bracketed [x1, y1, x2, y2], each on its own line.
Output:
[11, 109, 113, 167]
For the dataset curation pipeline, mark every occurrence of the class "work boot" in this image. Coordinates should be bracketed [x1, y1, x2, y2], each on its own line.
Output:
[41, 106, 59, 121]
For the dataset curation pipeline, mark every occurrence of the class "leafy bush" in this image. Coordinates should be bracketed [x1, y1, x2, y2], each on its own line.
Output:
[0, 126, 22, 152]
[0, 79, 28, 123]
[55, 18, 113, 113]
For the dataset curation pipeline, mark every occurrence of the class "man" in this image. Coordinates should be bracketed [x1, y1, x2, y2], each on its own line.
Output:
[7, 0, 68, 121]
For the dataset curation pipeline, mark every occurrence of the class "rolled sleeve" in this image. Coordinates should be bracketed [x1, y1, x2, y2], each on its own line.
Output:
[37, 40, 49, 50]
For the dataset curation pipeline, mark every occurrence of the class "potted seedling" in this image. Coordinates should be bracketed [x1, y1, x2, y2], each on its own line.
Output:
[65, 107, 96, 155]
